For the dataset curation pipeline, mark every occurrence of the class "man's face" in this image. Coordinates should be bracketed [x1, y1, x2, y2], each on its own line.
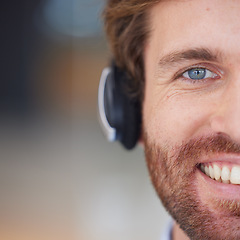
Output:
[143, 0, 240, 239]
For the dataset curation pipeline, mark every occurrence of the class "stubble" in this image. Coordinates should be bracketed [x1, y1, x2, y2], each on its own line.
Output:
[144, 132, 240, 240]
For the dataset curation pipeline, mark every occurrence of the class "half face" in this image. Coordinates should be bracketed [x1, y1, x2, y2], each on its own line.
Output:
[143, 0, 240, 239]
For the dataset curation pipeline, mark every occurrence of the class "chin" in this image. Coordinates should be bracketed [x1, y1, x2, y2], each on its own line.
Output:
[144, 132, 240, 240]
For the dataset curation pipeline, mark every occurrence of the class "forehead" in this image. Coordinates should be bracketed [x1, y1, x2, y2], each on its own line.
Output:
[147, 0, 240, 58]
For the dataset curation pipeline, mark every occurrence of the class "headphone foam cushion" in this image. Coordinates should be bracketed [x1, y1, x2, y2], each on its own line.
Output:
[113, 65, 141, 149]
[120, 93, 141, 149]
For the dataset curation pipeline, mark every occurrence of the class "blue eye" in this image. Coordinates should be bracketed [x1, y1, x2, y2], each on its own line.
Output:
[183, 68, 217, 80]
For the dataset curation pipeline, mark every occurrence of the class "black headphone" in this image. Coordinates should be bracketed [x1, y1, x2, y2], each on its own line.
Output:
[98, 62, 141, 150]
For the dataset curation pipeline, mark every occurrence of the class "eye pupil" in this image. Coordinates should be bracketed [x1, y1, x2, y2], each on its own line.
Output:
[188, 68, 206, 80]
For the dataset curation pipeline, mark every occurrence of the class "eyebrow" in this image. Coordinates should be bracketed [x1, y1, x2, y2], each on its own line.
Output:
[158, 48, 222, 68]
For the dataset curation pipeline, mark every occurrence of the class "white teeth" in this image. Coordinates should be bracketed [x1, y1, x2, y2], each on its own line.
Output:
[200, 164, 240, 185]
[213, 164, 221, 181]
[205, 166, 210, 177]
[209, 166, 214, 179]
[230, 166, 240, 184]
[221, 166, 230, 182]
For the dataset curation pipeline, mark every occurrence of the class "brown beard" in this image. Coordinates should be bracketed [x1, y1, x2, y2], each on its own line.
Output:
[144, 132, 240, 240]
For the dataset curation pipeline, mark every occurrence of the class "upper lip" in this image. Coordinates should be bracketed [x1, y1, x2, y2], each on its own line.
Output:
[199, 153, 240, 165]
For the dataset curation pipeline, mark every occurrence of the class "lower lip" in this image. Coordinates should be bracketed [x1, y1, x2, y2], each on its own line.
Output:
[196, 168, 240, 200]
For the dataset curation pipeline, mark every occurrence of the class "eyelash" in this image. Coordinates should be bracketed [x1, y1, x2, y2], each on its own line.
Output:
[174, 65, 221, 83]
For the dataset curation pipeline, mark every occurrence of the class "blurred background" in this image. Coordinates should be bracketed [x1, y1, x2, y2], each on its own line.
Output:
[0, 0, 170, 239]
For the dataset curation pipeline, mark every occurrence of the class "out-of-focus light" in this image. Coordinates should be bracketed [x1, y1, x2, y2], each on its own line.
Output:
[42, 0, 103, 37]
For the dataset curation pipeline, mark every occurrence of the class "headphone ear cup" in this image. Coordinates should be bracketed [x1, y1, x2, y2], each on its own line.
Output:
[120, 90, 141, 149]
[112, 64, 141, 149]
[99, 63, 141, 150]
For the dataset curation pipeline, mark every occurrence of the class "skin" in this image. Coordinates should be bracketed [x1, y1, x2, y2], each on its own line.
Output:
[143, 0, 240, 239]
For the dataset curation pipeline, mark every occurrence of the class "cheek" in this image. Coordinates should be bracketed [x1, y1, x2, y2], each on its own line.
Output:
[143, 94, 216, 147]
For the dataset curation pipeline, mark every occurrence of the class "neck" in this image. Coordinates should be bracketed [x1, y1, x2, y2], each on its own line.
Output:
[172, 222, 190, 240]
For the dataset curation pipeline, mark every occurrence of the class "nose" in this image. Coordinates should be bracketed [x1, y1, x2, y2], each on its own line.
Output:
[210, 80, 240, 143]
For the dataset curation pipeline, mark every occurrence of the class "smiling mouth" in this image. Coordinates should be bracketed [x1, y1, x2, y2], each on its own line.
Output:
[199, 163, 240, 184]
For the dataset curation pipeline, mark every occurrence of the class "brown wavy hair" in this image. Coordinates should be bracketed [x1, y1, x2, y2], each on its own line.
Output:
[103, 0, 159, 100]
